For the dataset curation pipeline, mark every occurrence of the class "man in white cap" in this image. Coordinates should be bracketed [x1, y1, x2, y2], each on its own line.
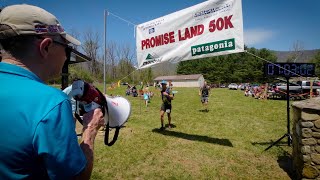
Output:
[0, 4, 104, 179]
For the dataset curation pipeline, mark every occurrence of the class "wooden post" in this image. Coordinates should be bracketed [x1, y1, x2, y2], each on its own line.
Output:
[61, 60, 69, 90]
[310, 80, 313, 98]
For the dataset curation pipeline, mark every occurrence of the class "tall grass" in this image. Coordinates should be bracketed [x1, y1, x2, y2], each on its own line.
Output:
[81, 85, 293, 179]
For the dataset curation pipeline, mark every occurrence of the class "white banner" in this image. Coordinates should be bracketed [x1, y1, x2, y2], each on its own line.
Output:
[136, 0, 244, 69]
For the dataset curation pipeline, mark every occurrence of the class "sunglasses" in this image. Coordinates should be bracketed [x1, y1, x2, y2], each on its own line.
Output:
[52, 39, 73, 57]
[37, 36, 73, 60]
[37, 36, 92, 64]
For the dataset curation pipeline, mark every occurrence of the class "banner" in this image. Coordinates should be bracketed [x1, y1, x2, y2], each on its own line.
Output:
[136, 0, 244, 69]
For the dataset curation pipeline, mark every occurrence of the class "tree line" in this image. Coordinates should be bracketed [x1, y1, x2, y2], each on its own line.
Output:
[47, 29, 155, 85]
[176, 47, 278, 84]
[46, 29, 320, 85]
[176, 47, 320, 84]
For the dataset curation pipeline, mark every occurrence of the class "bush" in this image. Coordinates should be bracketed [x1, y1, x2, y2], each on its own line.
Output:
[69, 64, 94, 83]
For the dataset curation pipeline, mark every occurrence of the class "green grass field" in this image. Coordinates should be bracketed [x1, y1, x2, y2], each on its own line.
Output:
[80, 85, 293, 179]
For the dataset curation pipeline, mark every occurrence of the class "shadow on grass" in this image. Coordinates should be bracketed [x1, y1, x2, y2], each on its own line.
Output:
[275, 149, 297, 180]
[251, 141, 289, 146]
[251, 142, 296, 179]
[198, 109, 209, 113]
[251, 136, 291, 149]
[164, 124, 176, 128]
[277, 154, 296, 180]
[152, 128, 233, 147]
[267, 97, 306, 101]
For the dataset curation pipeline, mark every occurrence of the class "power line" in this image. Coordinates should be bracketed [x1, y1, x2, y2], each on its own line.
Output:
[106, 11, 137, 26]
[245, 50, 303, 78]
[103, 10, 138, 93]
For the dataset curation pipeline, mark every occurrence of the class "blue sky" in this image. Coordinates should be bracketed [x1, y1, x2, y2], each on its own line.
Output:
[2, 0, 320, 52]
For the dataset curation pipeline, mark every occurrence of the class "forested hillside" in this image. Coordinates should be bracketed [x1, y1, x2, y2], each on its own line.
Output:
[176, 47, 277, 84]
[174, 48, 320, 84]
[274, 49, 319, 63]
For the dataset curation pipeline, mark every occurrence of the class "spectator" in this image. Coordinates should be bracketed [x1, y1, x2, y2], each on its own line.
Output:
[0, 4, 104, 179]
[143, 89, 150, 107]
[131, 86, 138, 97]
[125, 84, 131, 96]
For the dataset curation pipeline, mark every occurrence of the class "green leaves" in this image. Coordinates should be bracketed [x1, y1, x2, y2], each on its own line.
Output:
[176, 48, 277, 83]
[311, 50, 320, 77]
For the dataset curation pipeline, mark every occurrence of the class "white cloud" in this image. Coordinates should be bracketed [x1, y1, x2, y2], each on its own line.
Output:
[244, 29, 275, 46]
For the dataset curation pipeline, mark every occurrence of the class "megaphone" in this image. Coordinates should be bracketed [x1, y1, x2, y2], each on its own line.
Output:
[103, 95, 131, 146]
[104, 95, 131, 128]
[71, 79, 131, 146]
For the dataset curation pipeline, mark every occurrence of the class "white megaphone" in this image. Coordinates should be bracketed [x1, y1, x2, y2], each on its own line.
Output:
[104, 95, 131, 128]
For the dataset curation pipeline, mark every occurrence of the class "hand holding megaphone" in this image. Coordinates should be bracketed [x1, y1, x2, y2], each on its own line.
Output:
[71, 79, 131, 128]
[70, 79, 131, 146]
[71, 79, 106, 113]
[82, 108, 105, 130]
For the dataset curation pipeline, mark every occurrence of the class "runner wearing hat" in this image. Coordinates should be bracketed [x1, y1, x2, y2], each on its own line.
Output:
[159, 80, 174, 130]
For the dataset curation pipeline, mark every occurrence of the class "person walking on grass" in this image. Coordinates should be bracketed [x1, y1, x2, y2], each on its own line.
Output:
[143, 88, 150, 107]
[160, 80, 174, 130]
[199, 81, 210, 112]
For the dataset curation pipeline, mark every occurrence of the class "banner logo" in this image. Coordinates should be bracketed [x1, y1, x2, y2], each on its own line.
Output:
[146, 53, 156, 60]
[142, 53, 162, 67]
[194, 2, 233, 21]
[149, 28, 155, 34]
[191, 38, 235, 56]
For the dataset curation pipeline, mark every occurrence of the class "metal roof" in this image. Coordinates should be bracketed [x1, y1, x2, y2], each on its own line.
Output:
[154, 74, 203, 81]
[68, 49, 91, 64]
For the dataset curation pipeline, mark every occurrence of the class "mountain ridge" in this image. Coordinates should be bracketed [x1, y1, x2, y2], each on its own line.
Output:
[272, 49, 319, 63]
[151, 49, 320, 76]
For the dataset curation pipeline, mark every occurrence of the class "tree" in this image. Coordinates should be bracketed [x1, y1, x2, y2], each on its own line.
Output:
[117, 43, 135, 82]
[68, 28, 81, 50]
[287, 40, 304, 62]
[117, 58, 135, 82]
[81, 29, 101, 75]
[311, 50, 320, 77]
[104, 41, 139, 83]
[176, 48, 277, 84]
[106, 41, 118, 80]
[69, 64, 94, 83]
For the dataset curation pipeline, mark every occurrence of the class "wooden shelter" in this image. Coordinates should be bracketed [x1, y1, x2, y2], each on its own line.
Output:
[61, 49, 91, 89]
[154, 74, 204, 87]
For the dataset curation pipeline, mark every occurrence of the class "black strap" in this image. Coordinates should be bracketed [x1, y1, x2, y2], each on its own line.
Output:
[74, 100, 83, 125]
[96, 88, 121, 146]
[73, 84, 121, 146]
[103, 103, 121, 146]
[104, 122, 120, 146]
